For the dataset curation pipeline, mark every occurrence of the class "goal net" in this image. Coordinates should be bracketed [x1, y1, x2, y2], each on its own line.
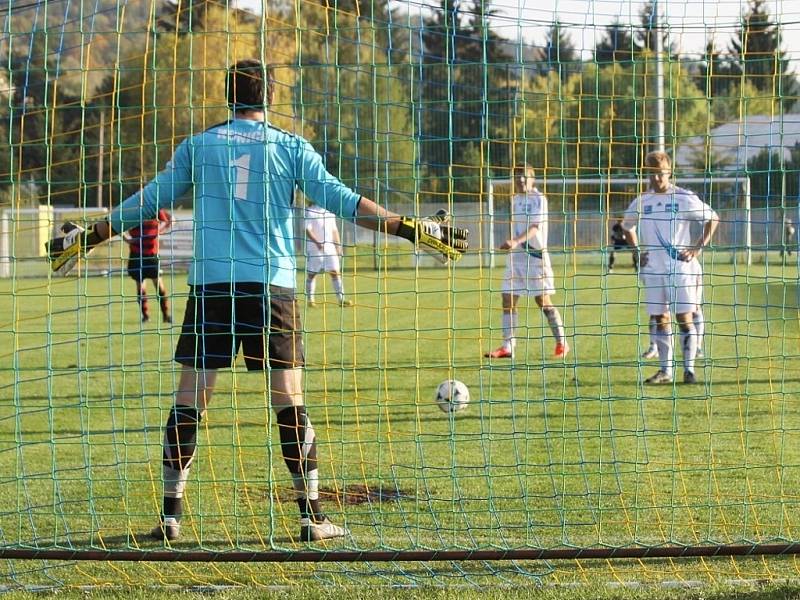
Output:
[2, 0, 800, 592]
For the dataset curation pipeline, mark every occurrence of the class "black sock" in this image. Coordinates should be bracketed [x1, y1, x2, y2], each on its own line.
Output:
[163, 497, 182, 521]
[276, 406, 324, 521]
[162, 405, 200, 521]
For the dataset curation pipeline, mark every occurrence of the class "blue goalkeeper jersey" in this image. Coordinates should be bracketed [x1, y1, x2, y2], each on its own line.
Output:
[109, 118, 361, 288]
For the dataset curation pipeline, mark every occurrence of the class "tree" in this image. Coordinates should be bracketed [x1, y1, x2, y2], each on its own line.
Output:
[697, 40, 735, 100]
[155, 0, 256, 34]
[547, 59, 709, 179]
[419, 0, 464, 189]
[728, 0, 797, 104]
[594, 21, 635, 64]
[724, 80, 777, 122]
[633, 2, 675, 56]
[746, 144, 800, 208]
[416, 0, 514, 196]
[459, 0, 513, 173]
[6, 32, 86, 205]
[109, 4, 272, 204]
[543, 20, 579, 80]
[294, 0, 418, 200]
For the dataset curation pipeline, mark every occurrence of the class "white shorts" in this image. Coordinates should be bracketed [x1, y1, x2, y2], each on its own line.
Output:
[306, 247, 341, 274]
[694, 273, 703, 306]
[641, 272, 698, 315]
[501, 249, 555, 297]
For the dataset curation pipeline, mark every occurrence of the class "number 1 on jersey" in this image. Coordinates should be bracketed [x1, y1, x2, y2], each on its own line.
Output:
[233, 154, 251, 200]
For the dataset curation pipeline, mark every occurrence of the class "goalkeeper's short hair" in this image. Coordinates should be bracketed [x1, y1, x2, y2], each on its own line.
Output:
[227, 59, 275, 110]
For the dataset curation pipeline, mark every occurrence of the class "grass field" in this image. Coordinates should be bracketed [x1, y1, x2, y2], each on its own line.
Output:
[2, 255, 800, 592]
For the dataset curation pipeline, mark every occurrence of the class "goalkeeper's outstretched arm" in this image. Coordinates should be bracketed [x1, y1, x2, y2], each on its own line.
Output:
[354, 197, 468, 264]
[46, 221, 117, 276]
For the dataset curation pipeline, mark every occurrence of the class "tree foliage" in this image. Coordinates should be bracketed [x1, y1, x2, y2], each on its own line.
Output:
[295, 0, 419, 201]
[594, 21, 636, 65]
[107, 4, 273, 204]
[518, 58, 708, 182]
[746, 144, 800, 207]
[728, 0, 796, 101]
[543, 21, 580, 80]
[0, 0, 796, 209]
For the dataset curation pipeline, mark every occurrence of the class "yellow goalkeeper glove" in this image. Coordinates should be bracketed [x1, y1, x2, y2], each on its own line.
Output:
[396, 209, 468, 264]
[45, 222, 104, 276]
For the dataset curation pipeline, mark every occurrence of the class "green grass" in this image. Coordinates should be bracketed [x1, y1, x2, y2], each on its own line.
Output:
[2, 259, 800, 591]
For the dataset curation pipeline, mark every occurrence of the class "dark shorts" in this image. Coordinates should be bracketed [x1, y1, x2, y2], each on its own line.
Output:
[612, 242, 629, 251]
[127, 255, 160, 282]
[174, 283, 304, 371]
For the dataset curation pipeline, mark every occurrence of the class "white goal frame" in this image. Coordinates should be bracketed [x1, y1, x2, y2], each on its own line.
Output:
[485, 176, 752, 267]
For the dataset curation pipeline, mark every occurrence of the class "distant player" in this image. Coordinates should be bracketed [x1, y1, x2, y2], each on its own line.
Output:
[622, 151, 719, 384]
[781, 216, 796, 259]
[484, 163, 569, 360]
[608, 216, 637, 273]
[304, 203, 352, 307]
[124, 208, 172, 324]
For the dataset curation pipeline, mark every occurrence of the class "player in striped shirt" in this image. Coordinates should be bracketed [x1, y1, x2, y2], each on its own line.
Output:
[46, 59, 467, 544]
[124, 208, 173, 323]
[622, 151, 719, 385]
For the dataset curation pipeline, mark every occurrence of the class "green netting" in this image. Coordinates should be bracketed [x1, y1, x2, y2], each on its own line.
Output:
[2, 0, 800, 591]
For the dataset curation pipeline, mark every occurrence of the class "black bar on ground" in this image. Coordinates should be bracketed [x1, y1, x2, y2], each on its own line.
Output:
[3, 543, 800, 562]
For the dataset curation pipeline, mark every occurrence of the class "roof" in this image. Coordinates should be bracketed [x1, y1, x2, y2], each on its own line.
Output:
[674, 114, 800, 170]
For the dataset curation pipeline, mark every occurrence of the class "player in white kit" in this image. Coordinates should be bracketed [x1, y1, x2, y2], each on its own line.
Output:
[640, 235, 707, 361]
[484, 164, 569, 360]
[622, 151, 719, 384]
[305, 203, 352, 307]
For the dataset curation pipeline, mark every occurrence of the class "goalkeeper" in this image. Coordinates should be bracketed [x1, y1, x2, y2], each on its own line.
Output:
[47, 59, 467, 544]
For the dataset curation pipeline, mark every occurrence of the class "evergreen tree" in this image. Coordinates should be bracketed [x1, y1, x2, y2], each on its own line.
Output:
[594, 21, 635, 64]
[633, 2, 675, 56]
[697, 40, 734, 98]
[746, 144, 800, 208]
[295, 0, 418, 199]
[543, 20, 579, 80]
[728, 0, 796, 103]
[420, 0, 465, 189]
[457, 0, 513, 186]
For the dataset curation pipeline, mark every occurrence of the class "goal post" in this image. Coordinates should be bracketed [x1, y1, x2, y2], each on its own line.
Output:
[486, 175, 753, 266]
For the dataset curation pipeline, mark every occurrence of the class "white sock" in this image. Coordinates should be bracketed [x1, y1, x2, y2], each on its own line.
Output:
[502, 311, 516, 350]
[655, 325, 673, 375]
[648, 317, 658, 351]
[543, 307, 565, 344]
[306, 276, 316, 302]
[331, 275, 344, 301]
[680, 324, 697, 373]
[693, 309, 705, 353]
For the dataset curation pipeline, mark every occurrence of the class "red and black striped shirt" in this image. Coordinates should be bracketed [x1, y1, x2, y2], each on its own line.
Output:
[128, 209, 171, 257]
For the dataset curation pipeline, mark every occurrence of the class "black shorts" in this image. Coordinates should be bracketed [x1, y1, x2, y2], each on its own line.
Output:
[174, 283, 304, 371]
[127, 255, 160, 282]
[612, 242, 629, 251]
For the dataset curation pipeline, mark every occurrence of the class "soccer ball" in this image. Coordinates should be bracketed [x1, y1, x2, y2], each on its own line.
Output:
[435, 380, 470, 413]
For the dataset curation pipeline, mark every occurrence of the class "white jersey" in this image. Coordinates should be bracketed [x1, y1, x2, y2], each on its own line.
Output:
[622, 186, 717, 276]
[305, 204, 339, 252]
[510, 188, 548, 252]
